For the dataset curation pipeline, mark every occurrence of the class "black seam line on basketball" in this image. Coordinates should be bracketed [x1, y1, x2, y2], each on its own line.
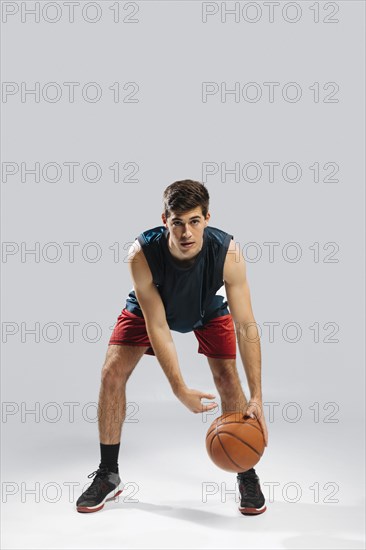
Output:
[209, 431, 216, 457]
[232, 421, 263, 436]
[217, 431, 261, 457]
[242, 422, 263, 434]
[216, 412, 236, 421]
[205, 413, 239, 439]
[205, 421, 261, 436]
[205, 421, 263, 440]
[216, 434, 246, 471]
[206, 413, 231, 437]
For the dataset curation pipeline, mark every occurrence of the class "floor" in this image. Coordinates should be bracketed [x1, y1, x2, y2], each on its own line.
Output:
[1, 398, 365, 549]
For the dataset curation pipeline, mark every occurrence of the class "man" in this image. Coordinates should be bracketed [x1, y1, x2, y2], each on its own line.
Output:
[76, 179, 268, 515]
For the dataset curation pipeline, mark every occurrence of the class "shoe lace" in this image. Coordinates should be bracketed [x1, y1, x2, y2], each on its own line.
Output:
[238, 470, 258, 498]
[84, 467, 110, 497]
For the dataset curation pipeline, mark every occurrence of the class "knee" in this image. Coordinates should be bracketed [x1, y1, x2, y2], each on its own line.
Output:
[101, 360, 129, 386]
[213, 368, 239, 392]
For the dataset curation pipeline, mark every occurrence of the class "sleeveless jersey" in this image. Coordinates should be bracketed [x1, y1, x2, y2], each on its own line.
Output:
[125, 225, 233, 333]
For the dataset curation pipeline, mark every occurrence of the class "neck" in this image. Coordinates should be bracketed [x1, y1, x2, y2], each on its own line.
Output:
[167, 234, 202, 266]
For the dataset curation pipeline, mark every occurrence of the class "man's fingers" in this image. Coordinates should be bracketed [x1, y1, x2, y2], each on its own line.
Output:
[257, 417, 268, 447]
[244, 407, 256, 419]
[201, 403, 218, 412]
[245, 405, 268, 446]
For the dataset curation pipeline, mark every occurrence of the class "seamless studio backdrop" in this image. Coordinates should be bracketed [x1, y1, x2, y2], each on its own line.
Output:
[1, 1, 365, 549]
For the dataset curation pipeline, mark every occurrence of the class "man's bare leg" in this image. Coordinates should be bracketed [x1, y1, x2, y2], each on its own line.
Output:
[98, 344, 149, 444]
[206, 357, 248, 415]
[206, 356, 266, 515]
[76, 344, 149, 513]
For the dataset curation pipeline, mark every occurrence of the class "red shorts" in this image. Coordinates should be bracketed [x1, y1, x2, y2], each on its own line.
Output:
[109, 308, 236, 359]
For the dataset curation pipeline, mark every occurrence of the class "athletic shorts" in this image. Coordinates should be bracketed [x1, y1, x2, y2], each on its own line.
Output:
[108, 308, 236, 359]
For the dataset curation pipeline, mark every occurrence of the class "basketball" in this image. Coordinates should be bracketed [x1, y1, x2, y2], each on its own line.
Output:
[205, 412, 265, 472]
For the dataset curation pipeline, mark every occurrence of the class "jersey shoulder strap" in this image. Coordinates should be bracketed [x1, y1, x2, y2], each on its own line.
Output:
[136, 225, 165, 285]
[205, 225, 233, 286]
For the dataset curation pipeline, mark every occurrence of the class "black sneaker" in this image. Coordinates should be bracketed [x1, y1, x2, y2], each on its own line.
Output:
[76, 466, 124, 513]
[237, 468, 266, 515]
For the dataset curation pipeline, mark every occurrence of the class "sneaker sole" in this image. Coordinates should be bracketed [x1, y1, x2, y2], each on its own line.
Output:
[77, 486, 124, 513]
[239, 504, 267, 515]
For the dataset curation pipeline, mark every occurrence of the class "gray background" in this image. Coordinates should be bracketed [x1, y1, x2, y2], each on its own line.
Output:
[1, 1, 365, 549]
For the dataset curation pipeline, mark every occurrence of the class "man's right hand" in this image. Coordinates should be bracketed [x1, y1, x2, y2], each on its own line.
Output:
[174, 386, 218, 414]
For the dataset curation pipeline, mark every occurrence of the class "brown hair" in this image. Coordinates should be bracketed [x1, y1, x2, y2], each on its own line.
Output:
[163, 179, 210, 220]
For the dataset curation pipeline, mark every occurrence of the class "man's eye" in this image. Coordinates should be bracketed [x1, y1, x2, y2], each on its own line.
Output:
[173, 220, 199, 226]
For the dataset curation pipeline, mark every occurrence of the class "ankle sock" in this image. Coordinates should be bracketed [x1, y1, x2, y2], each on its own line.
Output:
[100, 442, 120, 473]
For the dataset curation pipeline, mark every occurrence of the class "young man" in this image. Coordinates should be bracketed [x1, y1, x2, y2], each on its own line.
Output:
[76, 180, 268, 515]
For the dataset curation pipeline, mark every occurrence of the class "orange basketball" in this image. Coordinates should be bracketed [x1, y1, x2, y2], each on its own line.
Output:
[206, 412, 265, 472]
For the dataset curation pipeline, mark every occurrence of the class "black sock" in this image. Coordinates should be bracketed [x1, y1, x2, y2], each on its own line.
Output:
[100, 442, 120, 473]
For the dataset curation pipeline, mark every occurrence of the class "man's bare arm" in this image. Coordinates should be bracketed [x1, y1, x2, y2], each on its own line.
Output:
[127, 241, 217, 413]
[224, 239, 268, 445]
[224, 239, 262, 398]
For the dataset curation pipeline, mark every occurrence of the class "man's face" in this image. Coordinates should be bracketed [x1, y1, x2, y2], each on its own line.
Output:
[161, 206, 210, 260]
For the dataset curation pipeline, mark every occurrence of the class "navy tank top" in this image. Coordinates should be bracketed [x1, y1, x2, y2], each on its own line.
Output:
[125, 225, 234, 333]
